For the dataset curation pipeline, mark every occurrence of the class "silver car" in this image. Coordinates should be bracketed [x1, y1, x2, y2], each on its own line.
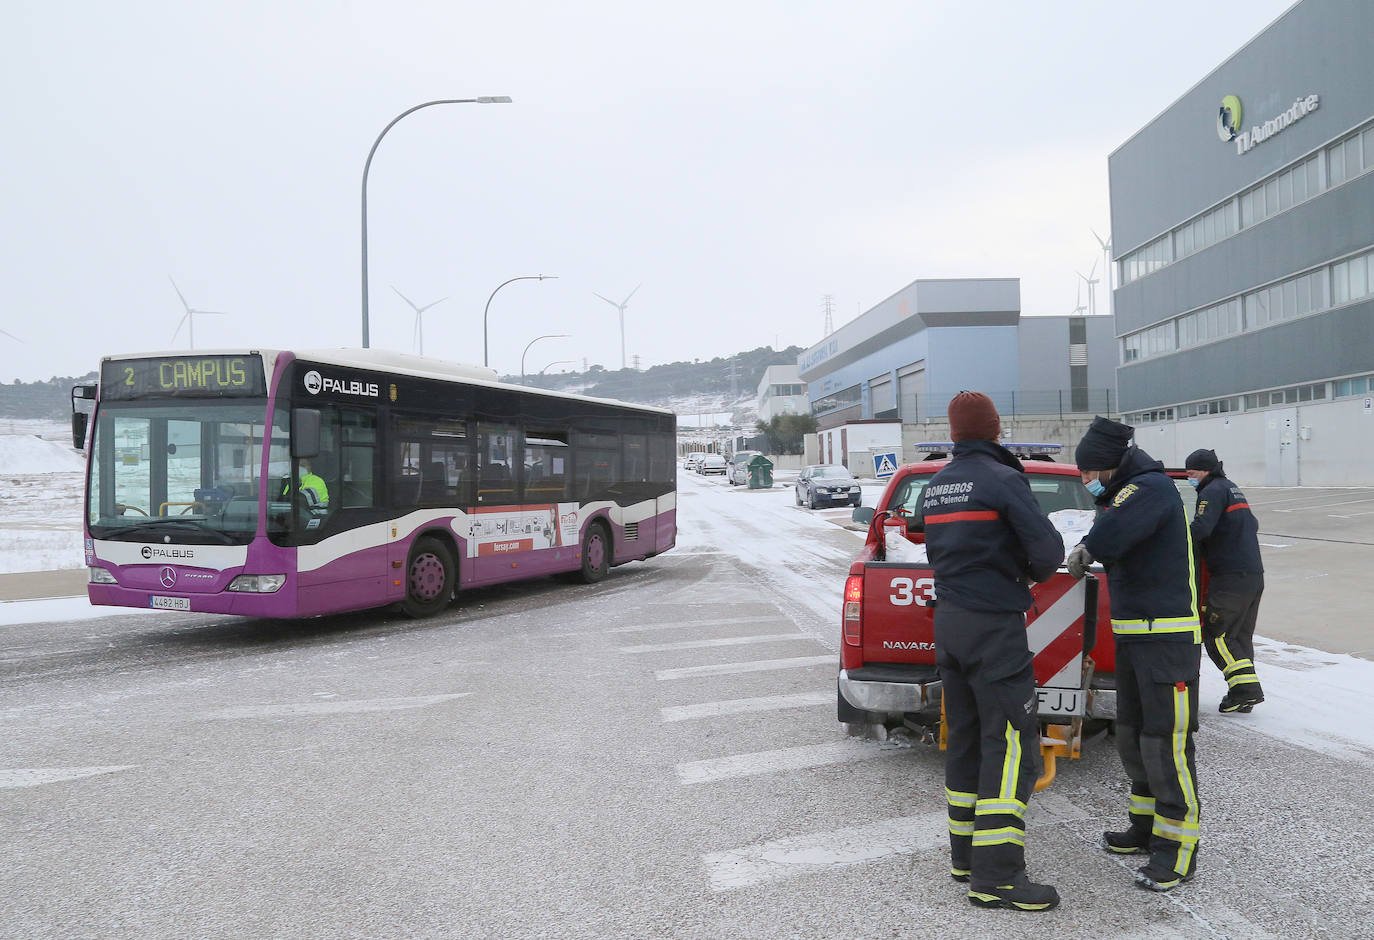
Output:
[698, 453, 727, 475]
[795, 464, 861, 509]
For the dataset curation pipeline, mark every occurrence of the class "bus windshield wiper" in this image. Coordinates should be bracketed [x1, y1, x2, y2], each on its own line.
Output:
[95, 519, 236, 544]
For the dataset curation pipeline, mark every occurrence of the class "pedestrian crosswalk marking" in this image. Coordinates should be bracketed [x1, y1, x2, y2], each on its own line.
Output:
[620, 633, 810, 653]
[661, 690, 832, 722]
[204, 693, 471, 719]
[703, 811, 947, 890]
[655, 655, 833, 680]
[702, 792, 1088, 890]
[676, 740, 905, 785]
[0, 766, 136, 789]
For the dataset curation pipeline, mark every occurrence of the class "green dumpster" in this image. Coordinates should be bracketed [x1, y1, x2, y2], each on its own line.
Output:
[747, 455, 774, 489]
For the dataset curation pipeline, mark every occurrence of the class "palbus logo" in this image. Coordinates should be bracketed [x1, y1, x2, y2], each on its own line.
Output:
[1217, 95, 1243, 142]
[303, 370, 323, 394]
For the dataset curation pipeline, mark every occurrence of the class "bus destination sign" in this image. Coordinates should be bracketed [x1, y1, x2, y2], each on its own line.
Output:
[101, 355, 267, 400]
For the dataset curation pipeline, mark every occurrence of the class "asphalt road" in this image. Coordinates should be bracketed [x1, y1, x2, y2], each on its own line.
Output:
[1, 473, 1371, 937]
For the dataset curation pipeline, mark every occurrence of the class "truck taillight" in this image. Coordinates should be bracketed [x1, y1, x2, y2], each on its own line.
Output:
[843, 575, 862, 646]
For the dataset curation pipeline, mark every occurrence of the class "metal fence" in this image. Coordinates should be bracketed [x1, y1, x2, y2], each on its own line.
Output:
[894, 389, 1116, 422]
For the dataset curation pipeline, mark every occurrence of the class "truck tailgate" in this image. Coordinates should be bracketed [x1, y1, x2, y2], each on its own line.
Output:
[860, 564, 1095, 703]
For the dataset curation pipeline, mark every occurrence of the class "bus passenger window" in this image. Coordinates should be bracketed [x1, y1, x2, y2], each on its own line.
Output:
[524, 430, 569, 502]
[477, 423, 516, 505]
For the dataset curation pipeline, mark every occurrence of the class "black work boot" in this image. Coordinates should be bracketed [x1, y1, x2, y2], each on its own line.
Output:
[1134, 861, 1194, 892]
[1100, 827, 1150, 855]
[1222, 688, 1264, 713]
[968, 876, 1060, 911]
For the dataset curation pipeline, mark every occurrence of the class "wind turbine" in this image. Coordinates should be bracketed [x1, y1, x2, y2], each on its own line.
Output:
[1076, 260, 1100, 318]
[391, 286, 447, 355]
[1092, 228, 1113, 316]
[0, 327, 21, 343]
[1070, 280, 1087, 317]
[592, 284, 640, 370]
[169, 277, 228, 349]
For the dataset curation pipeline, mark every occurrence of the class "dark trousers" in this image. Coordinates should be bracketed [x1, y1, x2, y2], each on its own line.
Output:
[1114, 638, 1201, 878]
[1203, 574, 1264, 699]
[935, 602, 1042, 888]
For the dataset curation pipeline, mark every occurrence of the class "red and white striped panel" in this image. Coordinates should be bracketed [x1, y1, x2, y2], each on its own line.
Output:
[1026, 575, 1086, 689]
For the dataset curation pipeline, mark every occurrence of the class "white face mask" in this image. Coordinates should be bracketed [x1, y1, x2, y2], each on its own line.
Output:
[1188, 478, 1200, 488]
[1085, 478, 1105, 497]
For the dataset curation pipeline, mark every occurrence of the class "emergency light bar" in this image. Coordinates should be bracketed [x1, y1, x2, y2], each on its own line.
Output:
[914, 442, 1064, 460]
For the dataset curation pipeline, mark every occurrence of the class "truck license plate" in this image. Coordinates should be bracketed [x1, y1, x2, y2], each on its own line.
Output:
[150, 595, 190, 611]
[1036, 687, 1084, 717]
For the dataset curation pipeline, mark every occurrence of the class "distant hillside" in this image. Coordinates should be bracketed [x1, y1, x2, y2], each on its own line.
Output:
[0, 373, 97, 420]
[507, 344, 803, 408]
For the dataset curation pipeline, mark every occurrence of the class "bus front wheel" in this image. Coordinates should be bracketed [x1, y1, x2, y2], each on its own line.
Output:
[402, 536, 455, 618]
[579, 522, 611, 584]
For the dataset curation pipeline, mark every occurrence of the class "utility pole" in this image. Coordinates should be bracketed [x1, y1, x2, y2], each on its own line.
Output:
[632, 353, 641, 371]
[725, 357, 741, 398]
[822, 294, 835, 336]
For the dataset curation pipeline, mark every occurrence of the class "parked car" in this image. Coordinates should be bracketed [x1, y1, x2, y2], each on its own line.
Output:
[726, 450, 762, 486]
[683, 452, 707, 472]
[698, 453, 727, 475]
[796, 464, 861, 508]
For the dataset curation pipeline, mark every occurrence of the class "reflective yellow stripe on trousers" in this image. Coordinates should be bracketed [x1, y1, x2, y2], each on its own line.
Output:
[1163, 681, 1201, 875]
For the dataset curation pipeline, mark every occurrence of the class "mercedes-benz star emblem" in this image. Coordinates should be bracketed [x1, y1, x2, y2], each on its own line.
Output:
[160, 567, 177, 588]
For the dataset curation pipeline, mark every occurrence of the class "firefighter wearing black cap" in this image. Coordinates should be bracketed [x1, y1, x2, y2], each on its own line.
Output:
[1065, 416, 1201, 893]
[1186, 448, 1265, 713]
[922, 391, 1065, 912]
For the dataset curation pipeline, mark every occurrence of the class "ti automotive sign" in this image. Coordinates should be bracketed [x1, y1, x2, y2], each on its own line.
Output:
[1219, 93, 1320, 155]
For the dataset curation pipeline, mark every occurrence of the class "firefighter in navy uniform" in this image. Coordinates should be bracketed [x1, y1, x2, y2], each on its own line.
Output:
[922, 392, 1065, 912]
[1186, 448, 1265, 713]
[1066, 417, 1202, 893]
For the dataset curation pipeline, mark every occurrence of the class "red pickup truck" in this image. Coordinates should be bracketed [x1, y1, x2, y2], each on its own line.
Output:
[839, 444, 1148, 780]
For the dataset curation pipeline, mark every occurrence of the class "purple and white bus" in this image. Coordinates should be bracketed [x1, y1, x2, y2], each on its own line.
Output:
[75, 348, 677, 618]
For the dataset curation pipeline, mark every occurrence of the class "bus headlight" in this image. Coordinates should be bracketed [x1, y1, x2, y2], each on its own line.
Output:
[88, 567, 117, 584]
[227, 574, 286, 593]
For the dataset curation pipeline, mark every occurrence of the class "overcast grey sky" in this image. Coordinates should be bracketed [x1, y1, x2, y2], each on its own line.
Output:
[1, 0, 1296, 382]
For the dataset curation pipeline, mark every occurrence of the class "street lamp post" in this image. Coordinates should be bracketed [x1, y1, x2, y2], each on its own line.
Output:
[360, 95, 511, 348]
[483, 275, 557, 367]
[539, 360, 575, 375]
[521, 333, 570, 383]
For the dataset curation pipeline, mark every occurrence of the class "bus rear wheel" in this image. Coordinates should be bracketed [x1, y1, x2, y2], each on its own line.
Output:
[402, 536, 455, 618]
[579, 522, 611, 584]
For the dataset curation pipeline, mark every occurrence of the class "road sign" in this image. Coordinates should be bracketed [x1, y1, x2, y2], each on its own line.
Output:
[873, 452, 898, 480]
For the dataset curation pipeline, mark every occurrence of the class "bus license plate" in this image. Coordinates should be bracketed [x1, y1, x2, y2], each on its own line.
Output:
[1036, 687, 1084, 717]
[150, 595, 190, 611]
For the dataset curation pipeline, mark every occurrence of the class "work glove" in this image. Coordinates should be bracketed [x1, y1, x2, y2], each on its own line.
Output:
[1066, 543, 1094, 579]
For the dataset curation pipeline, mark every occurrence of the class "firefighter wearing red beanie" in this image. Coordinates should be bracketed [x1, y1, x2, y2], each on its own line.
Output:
[921, 392, 1064, 911]
[948, 391, 1002, 442]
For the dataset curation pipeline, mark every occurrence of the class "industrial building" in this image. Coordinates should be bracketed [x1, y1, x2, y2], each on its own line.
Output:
[796, 277, 1116, 469]
[1109, 0, 1374, 484]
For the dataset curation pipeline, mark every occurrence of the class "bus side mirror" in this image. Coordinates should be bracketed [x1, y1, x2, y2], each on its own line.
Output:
[71, 412, 88, 450]
[70, 383, 96, 450]
[291, 408, 321, 458]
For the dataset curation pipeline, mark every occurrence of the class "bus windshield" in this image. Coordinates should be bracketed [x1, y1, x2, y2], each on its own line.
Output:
[87, 399, 289, 544]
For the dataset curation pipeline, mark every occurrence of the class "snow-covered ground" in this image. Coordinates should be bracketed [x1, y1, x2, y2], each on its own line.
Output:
[0, 420, 86, 574]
